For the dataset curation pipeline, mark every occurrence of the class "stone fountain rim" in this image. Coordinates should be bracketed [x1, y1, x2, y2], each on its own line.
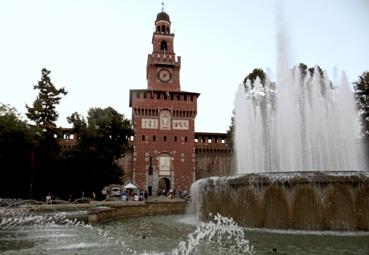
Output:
[199, 171, 369, 185]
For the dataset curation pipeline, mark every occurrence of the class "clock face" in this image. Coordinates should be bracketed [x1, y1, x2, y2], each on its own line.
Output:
[158, 69, 172, 83]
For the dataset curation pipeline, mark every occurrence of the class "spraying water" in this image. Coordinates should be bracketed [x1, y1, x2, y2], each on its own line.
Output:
[234, 65, 367, 173]
[0, 199, 254, 255]
[234, 2, 367, 174]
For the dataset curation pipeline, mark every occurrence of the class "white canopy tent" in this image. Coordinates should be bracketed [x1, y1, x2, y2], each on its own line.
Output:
[124, 182, 137, 190]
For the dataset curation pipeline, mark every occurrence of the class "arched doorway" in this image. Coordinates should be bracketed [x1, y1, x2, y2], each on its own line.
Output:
[158, 177, 170, 195]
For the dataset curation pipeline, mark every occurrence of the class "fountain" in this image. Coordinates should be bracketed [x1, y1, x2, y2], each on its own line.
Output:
[190, 65, 369, 231]
[235, 66, 366, 173]
[2, 199, 368, 254]
[189, 4, 368, 231]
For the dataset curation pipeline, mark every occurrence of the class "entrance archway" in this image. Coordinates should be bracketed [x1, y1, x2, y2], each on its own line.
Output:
[158, 177, 170, 195]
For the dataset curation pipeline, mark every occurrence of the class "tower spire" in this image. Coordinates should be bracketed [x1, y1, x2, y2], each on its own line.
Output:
[161, 2, 164, 12]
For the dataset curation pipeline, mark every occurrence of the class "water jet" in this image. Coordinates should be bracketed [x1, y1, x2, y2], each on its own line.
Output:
[190, 66, 369, 231]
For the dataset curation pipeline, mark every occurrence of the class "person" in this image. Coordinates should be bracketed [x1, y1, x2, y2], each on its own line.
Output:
[46, 194, 52, 204]
[182, 189, 190, 200]
[144, 190, 148, 200]
[68, 194, 72, 202]
[166, 189, 172, 199]
[133, 193, 139, 201]
[179, 190, 183, 199]
[91, 192, 96, 201]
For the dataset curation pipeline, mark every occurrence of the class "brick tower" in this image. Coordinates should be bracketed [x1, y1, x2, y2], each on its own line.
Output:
[129, 10, 199, 195]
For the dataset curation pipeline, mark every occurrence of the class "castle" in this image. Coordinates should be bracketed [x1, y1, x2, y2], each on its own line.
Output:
[60, 10, 233, 194]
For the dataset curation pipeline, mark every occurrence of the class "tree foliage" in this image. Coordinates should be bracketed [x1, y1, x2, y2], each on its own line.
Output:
[297, 63, 324, 79]
[26, 68, 67, 132]
[24, 68, 67, 198]
[354, 71, 369, 139]
[69, 107, 133, 158]
[243, 68, 267, 86]
[62, 107, 133, 197]
[0, 67, 134, 199]
[86, 107, 132, 158]
[67, 112, 86, 133]
[230, 69, 268, 146]
[0, 104, 35, 197]
[0, 104, 133, 199]
[226, 115, 234, 151]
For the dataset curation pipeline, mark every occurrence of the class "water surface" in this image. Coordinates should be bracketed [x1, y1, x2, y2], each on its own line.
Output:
[1, 214, 368, 255]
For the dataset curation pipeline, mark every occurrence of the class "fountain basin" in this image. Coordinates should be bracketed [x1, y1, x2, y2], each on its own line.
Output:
[2, 199, 188, 224]
[192, 171, 369, 231]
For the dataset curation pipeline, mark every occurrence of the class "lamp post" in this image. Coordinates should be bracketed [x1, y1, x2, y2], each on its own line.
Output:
[148, 156, 153, 196]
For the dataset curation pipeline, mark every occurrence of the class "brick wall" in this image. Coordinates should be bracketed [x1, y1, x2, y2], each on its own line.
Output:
[130, 90, 199, 194]
[116, 132, 234, 185]
[195, 132, 234, 179]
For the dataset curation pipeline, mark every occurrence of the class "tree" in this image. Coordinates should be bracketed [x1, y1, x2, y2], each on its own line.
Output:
[0, 104, 35, 197]
[227, 69, 268, 150]
[243, 68, 267, 86]
[25, 68, 67, 198]
[226, 114, 234, 151]
[354, 71, 369, 139]
[62, 107, 133, 196]
[229, 69, 268, 145]
[85, 107, 132, 158]
[26, 68, 67, 132]
[67, 112, 86, 133]
[297, 63, 324, 79]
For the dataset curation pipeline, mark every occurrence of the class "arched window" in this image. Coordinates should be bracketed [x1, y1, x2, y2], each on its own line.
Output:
[160, 40, 168, 51]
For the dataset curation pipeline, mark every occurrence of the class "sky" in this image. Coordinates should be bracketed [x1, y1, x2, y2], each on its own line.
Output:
[0, 0, 369, 133]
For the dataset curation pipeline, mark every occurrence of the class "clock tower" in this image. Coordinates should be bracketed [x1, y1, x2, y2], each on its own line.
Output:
[129, 10, 199, 196]
[146, 11, 181, 91]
